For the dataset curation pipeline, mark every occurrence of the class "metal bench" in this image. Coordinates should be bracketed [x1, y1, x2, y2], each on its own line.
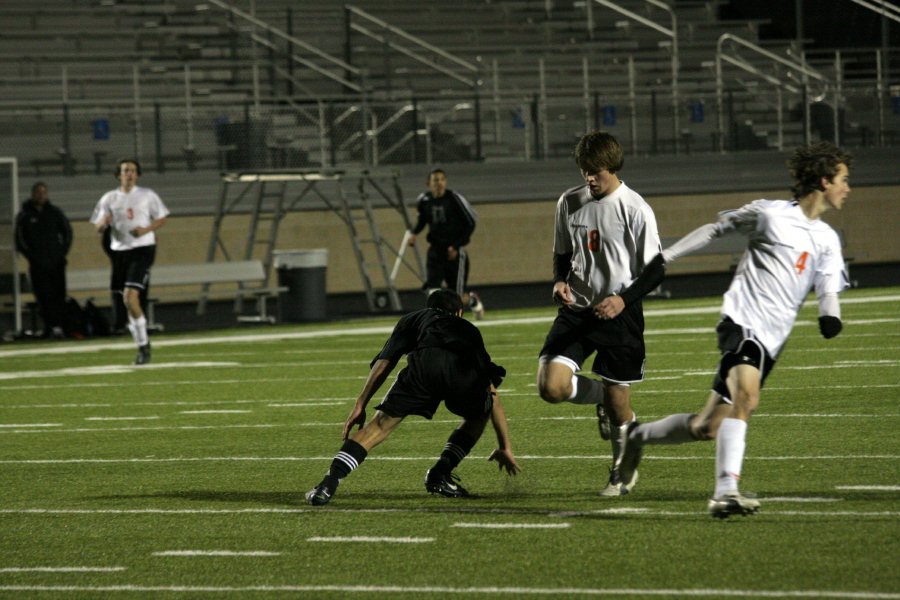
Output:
[67, 259, 286, 330]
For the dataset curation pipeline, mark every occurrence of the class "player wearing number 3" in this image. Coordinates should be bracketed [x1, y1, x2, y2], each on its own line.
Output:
[599, 141, 853, 518]
[91, 159, 169, 365]
[536, 131, 661, 497]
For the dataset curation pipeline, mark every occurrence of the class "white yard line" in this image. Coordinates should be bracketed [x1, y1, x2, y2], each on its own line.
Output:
[0, 585, 895, 598]
[0, 454, 896, 465]
[85, 416, 160, 421]
[0, 566, 126, 573]
[835, 485, 900, 491]
[307, 536, 434, 543]
[452, 522, 571, 529]
[0, 293, 897, 360]
[152, 550, 279, 557]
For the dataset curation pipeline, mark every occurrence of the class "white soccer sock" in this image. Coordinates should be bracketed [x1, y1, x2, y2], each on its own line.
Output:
[630, 413, 695, 445]
[567, 374, 605, 405]
[129, 315, 149, 347]
[715, 417, 747, 497]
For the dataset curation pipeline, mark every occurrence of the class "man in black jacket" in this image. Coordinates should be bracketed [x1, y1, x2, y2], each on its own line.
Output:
[408, 169, 485, 319]
[15, 182, 73, 338]
[306, 289, 520, 506]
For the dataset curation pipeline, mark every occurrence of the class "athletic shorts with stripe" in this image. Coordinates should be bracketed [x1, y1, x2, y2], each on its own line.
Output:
[375, 347, 493, 421]
[538, 303, 646, 384]
[711, 316, 776, 402]
[111, 245, 156, 292]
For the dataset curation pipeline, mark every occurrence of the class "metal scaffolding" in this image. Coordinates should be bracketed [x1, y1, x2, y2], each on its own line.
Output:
[200, 167, 424, 315]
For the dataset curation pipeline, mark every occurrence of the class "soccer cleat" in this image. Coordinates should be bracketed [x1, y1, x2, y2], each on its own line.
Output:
[598, 467, 638, 497]
[707, 492, 760, 519]
[134, 344, 151, 365]
[616, 421, 643, 490]
[305, 482, 336, 506]
[424, 469, 470, 498]
[596, 403, 611, 441]
[469, 292, 485, 321]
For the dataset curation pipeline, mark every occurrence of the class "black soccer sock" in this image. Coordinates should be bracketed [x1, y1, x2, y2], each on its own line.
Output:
[324, 439, 368, 485]
[431, 430, 478, 474]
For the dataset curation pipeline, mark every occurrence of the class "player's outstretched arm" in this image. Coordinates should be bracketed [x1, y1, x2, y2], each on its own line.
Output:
[487, 390, 521, 475]
[342, 358, 394, 440]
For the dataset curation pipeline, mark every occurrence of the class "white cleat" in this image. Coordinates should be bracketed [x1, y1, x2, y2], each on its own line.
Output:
[708, 492, 760, 518]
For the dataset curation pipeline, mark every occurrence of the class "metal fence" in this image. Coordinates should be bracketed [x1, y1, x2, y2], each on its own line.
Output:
[0, 82, 898, 177]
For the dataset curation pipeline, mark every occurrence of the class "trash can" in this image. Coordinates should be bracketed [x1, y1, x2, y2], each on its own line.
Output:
[273, 249, 328, 322]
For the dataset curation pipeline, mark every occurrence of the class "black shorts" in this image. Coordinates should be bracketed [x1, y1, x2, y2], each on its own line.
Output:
[711, 316, 776, 401]
[111, 245, 156, 292]
[424, 245, 469, 293]
[538, 304, 646, 384]
[375, 347, 493, 421]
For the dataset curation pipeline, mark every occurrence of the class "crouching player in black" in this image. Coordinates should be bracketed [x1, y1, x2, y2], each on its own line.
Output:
[306, 289, 521, 506]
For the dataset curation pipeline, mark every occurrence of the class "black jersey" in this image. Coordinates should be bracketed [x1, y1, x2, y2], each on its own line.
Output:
[411, 189, 477, 248]
[373, 308, 499, 380]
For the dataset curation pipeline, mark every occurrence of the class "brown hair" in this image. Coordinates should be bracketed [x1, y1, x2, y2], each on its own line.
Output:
[574, 131, 624, 174]
[787, 142, 853, 199]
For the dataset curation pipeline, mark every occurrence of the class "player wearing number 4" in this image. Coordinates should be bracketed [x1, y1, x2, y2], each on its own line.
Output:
[596, 142, 853, 518]
[536, 131, 662, 497]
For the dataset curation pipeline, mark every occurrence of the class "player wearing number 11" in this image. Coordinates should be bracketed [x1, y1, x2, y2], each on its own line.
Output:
[596, 141, 853, 518]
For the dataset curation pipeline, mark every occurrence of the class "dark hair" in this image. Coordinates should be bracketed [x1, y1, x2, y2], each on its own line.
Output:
[574, 131, 624, 174]
[426, 288, 463, 314]
[31, 181, 47, 194]
[115, 158, 142, 178]
[787, 142, 853, 199]
[426, 168, 446, 183]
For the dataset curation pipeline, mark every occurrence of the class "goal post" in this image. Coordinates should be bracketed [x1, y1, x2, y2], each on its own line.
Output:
[0, 158, 21, 335]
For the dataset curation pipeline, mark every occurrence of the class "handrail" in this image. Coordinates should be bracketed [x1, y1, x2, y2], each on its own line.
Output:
[205, 0, 364, 93]
[345, 5, 480, 89]
[715, 33, 833, 152]
[848, 0, 900, 24]
[590, 0, 679, 151]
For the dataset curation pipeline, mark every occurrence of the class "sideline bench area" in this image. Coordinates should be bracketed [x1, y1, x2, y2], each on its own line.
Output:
[67, 259, 286, 330]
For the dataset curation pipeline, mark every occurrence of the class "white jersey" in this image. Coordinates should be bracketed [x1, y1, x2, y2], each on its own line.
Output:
[554, 181, 661, 309]
[666, 199, 848, 357]
[90, 186, 169, 251]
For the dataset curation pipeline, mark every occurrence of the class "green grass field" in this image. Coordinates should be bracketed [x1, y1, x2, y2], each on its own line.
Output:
[1, 287, 898, 599]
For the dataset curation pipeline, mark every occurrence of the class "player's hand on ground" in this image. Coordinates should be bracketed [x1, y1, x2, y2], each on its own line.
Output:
[488, 448, 521, 476]
[552, 281, 574, 306]
[342, 405, 366, 440]
[595, 294, 624, 320]
[407, 233, 417, 246]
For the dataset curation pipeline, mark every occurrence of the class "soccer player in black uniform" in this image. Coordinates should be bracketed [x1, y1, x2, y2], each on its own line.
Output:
[408, 169, 485, 319]
[306, 289, 520, 506]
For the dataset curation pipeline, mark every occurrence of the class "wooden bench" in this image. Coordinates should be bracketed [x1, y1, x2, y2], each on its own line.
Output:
[67, 260, 286, 330]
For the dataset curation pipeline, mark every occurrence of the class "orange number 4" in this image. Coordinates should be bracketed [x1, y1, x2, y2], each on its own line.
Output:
[795, 251, 809, 274]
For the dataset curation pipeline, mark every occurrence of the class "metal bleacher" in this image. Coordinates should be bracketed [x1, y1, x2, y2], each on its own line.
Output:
[0, 0, 896, 175]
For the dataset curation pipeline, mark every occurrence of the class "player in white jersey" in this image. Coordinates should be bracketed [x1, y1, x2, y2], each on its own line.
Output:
[597, 142, 853, 518]
[536, 131, 661, 497]
[90, 159, 169, 365]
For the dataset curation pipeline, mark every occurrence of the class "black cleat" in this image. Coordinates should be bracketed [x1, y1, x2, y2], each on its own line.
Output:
[134, 344, 151, 365]
[424, 469, 470, 498]
[305, 482, 336, 506]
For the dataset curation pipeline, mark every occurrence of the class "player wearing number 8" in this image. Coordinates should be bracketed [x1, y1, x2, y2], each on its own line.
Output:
[597, 141, 853, 517]
[536, 131, 662, 497]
